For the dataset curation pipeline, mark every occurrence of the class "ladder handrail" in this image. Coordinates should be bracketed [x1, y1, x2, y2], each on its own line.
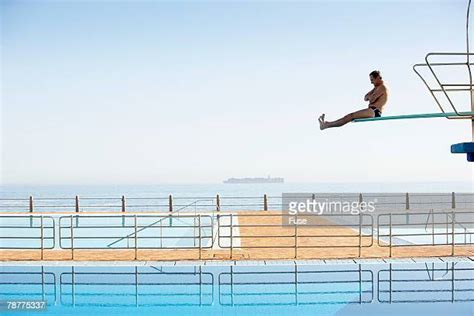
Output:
[106, 199, 214, 248]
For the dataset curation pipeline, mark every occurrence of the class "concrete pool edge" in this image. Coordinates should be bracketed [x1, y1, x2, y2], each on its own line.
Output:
[2, 256, 473, 266]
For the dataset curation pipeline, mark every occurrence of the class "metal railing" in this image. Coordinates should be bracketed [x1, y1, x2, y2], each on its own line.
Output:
[217, 213, 373, 259]
[0, 192, 472, 213]
[413, 52, 474, 117]
[377, 210, 473, 257]
[218, 266, 373, 306]
[378, 263, 474, 303]
[0, 209, 472, 260]
[59, 268, 214, 307]
[0, 215, 55, 260]
[0, 269, 56, 303]
[58, 214, 214, 260]
[105, 199, 216, 249]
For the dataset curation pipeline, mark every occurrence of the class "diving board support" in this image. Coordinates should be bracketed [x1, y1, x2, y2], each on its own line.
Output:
[410, 0, 474, 162]
[451, 142, 474, 162]
[471, 92, 474, 141]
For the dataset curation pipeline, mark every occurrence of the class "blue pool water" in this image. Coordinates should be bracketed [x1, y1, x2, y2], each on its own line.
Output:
[1, 261, 472, 315]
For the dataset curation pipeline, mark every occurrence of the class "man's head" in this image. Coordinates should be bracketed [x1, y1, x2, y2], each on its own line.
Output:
[369, 70, 383, 85]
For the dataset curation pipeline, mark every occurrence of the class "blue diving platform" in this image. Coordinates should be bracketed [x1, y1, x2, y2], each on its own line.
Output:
[451, 142, 474, 162]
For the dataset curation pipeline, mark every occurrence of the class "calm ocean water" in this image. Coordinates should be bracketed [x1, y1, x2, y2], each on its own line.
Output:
[0, 182, 472, 198]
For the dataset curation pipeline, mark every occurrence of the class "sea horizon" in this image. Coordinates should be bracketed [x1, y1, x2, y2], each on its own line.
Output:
[1, 181, 472, 198]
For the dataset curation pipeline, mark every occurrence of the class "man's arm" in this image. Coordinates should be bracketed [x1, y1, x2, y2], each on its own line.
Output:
[368, 86, 386, 104]
[364, 88, 375, 101]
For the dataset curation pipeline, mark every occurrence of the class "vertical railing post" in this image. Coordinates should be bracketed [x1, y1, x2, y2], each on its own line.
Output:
[451, 262, 455, 302]
[169, 195, 173, 214]
[358, 193, 363, 204]
[446, 213, 449, 245]
[134, 266, 138, 307]
[451, 210, 455, 256]
[230, 214, 233, 259]
[199, 267, 203, 306]
[74, 196, 80, 229]
[389, 264, 392, 303]
[193, 216, 197, 247]
[134, 215, 138, 260]
[29, 196, 34, 213]
[294, 265, 298, 305]
[358, 212, 362, 258]
[294, 212, 298, 259]
[41, 266, 45, 301]
[29, 196, 34, 228]
[198, 215, 202, 260]
[72, 266, 76, 307]
[70, 215, 74, 260]
[121, 196, 126, 228]
[405, 193, 410, 225]
[451, 192, 456, 209]
[432, 210, 435, 246]
[358, 264, 362, 304]
[230, 265, 234, 306]
[160, 218, 163, 248]
[168, 195, 173, 227]
[389, 213, 392, 258]
[264, 194, 268, 211]
[75, 196, 80, 213]
[40, 216, 44, 260]
[216, 194, 220, 213]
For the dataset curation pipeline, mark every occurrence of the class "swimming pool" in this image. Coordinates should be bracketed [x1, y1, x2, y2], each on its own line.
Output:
[1, 259, 472, 315]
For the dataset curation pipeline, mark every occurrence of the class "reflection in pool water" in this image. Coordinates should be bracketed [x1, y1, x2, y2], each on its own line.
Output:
[0, 261, 472, 315]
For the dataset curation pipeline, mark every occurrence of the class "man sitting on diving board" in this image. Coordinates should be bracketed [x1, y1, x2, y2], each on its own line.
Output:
[318, 70, 388, 130]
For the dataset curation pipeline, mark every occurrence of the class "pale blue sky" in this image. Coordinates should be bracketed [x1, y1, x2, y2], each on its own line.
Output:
[1, 0, 473, 185]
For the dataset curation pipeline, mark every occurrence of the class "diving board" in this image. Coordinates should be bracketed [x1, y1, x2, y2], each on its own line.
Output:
[353, 111, 474, 123]
[451, 142, 474, 162]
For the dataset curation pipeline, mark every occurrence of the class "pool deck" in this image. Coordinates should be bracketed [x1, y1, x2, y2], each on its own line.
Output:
[1, 245, 473, 261]
[2, 256, 473, 266]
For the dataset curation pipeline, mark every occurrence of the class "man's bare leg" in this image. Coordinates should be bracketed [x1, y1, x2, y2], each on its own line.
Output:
[319, 108, 374, 130]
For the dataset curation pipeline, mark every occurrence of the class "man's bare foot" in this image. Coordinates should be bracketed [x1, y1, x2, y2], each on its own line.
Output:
[318, 114, 326, 130]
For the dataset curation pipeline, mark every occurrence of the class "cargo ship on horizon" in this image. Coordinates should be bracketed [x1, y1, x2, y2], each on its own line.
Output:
[223, 176, 284, 184]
